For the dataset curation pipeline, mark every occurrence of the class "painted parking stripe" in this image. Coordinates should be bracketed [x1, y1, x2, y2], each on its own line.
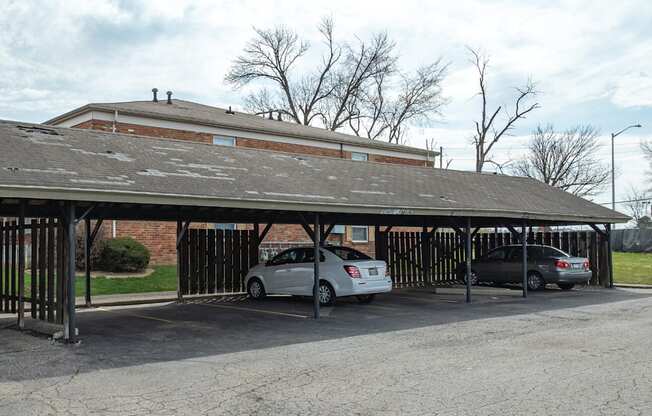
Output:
[197, 303, 309, 319]
[96, 307, 176, 324]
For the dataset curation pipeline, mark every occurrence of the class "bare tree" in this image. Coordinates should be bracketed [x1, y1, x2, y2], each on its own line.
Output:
[468, 47, 540, 172]
[511, 124, 610, 198]
[226, 17, 447, 143]
[622, 185, 651, 227]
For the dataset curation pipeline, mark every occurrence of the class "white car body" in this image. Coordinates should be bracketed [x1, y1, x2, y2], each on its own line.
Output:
[244, 246, 392, 299]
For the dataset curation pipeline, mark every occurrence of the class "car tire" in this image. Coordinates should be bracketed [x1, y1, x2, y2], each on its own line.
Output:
[356, 294, 375, 304]
[526, 271, 545, 291]
[463, 269, 479, 285]
[319, 281, 336, 306]
[247, 278, 266, 300]
[557, 283, 575, 291]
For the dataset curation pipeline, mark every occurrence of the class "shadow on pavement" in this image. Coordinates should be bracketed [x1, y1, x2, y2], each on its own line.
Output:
[1, 286, 650, 382]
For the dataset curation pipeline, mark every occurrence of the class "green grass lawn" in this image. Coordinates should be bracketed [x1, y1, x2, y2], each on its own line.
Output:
[613, 252, 652, 285]
[25, 265, 178, 297]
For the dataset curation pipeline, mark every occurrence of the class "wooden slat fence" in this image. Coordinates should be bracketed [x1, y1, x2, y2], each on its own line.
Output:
[376, 230, 611, 288]
[0, 218, 66, 323]
[179, 229, 259, 296]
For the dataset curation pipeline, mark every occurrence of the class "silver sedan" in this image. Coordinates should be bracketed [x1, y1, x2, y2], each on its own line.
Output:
[458, 244, 592, 291]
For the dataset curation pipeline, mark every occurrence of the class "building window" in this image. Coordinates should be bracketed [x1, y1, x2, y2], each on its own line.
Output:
[351, 226, 369, 242]
[214, 223, 236, 231]
[212, 135, 235, 146]
[351, 152, 368, 161]
[331, 225, 345, 234]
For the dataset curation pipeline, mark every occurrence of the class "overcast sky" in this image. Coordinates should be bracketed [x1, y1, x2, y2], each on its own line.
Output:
[1, 0, 650, 212]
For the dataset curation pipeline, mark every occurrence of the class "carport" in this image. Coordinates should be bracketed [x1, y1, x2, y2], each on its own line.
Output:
[0, 121, 628, 342]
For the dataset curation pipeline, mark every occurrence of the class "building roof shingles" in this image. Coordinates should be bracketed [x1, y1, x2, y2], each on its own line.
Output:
[46, 99, 435, 158]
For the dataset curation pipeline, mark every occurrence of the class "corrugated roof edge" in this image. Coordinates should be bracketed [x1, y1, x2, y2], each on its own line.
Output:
[44, 102, 437, 157]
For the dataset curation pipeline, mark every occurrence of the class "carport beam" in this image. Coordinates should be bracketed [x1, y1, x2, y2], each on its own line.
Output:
[465, 218, 472, 303]
[84, 218, 91, 307]
[64, 201, 77, 342]
[606, 224, 613, 288]
[313, 213, 320, 319]
[17, 200, 25, 329]
[522, 222, 528, 298]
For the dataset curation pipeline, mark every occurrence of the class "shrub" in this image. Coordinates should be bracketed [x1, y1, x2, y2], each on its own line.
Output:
[98, 237, 150, 273]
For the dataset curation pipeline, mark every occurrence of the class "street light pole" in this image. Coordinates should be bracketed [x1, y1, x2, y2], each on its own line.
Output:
[611, 124, 642, 211]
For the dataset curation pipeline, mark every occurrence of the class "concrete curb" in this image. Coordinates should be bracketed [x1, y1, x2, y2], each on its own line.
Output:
[614, 283, 652, 289]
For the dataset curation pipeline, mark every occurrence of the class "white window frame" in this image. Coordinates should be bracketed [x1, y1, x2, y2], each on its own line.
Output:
[351, 152, 368, 161]
[351, 226, 369, 243]
[212, 135, 236, 146]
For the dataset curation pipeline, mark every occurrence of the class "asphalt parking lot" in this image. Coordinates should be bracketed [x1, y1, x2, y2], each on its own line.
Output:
[1, 286, 652, 415]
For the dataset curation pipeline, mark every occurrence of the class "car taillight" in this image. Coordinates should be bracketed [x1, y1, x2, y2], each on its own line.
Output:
[343, 265, 361, 278]
[555, 260, 571, 269]
[583, 260, 590, 271]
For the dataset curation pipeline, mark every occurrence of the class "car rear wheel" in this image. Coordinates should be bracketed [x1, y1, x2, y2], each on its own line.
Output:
[247, 278, 266, 300]
[356, 294, 375, 304]
[526, 271, 545, 291]
[319, 281, 336, 306]
[557, 283, 575, 291]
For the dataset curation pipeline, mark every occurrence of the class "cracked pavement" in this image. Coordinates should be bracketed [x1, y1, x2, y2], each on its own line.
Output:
[1, 286, 651, 415]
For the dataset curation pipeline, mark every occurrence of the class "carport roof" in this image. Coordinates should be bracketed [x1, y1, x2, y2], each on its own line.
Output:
[0, 120, 628, 225]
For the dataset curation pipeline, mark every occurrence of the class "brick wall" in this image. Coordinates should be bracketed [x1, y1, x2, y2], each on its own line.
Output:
[75, 119, 213, 143]
[73, 117, 430, 264]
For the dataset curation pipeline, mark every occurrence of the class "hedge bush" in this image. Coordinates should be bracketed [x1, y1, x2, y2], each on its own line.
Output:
[98, 237, 150, 273]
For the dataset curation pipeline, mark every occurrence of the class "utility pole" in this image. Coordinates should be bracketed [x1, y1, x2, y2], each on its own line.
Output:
[611, 124, 642, 211]
[439, 146, 443, 169]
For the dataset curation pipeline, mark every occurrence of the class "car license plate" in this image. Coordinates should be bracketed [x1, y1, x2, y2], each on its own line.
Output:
[369, 268, 378, 276]
[571, 263, 582, 270]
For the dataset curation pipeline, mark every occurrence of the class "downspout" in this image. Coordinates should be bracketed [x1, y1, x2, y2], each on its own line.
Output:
[112, 110, 118, 236]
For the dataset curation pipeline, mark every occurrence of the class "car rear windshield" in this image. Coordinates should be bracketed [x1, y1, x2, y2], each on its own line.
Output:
[324, 246, 372, 260]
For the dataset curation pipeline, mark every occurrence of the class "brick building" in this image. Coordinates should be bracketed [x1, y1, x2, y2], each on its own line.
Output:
[46, 91, 438, 264]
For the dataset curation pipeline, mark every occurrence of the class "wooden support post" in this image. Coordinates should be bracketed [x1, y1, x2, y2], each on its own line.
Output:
[522, 222, 528, 298]
[64, 201, 77, 342]
[313, 213, 320, 320]
[175, 220, 191, 303]
[17, 201, 25, 329]
[606, 224, 613, 289]
[84, 218, 92, 307]
[465, 219, 472, 303]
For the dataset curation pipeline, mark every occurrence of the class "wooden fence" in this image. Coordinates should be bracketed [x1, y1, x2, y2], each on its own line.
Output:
[178, 229, 259, 296]
[376, 230, 611, 288]
[0, 218, 66, 323]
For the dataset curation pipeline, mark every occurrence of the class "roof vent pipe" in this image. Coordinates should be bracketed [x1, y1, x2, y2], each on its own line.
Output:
[152, 88, 158, 102]
[166, 91, 172, 104]
[225, 106, 235, 115]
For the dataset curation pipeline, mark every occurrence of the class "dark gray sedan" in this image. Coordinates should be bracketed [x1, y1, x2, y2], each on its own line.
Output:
[458, 244, 592, 291]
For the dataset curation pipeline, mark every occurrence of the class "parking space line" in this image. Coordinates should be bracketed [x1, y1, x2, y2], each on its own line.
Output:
[96, 307, 176, 324]
[196, 303, 309, 319]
